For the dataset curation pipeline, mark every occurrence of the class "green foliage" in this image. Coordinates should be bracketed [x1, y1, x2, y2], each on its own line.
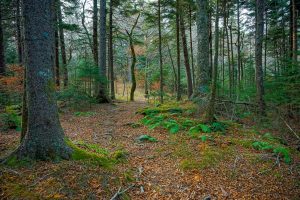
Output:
[136, 134, 158, 142]
[189, 124, 211, 134]
[273, 147, 291, 164]
[211, 122, 227, 132]
[0, 105, 22, 131]
[57, 85, 97, 109]
[74, 111, 96, 117]
[252, 141, 291, 164]
[4, 156, 33, 168]
[252, 141, 273, 151]
[66, 139, 114, 168]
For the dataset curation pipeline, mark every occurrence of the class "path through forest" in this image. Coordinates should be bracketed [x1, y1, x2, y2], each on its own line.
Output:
[1, 101, 299, 199]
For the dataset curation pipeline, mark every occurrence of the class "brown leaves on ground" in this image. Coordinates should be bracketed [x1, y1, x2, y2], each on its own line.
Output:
[1, 101, 300, 199]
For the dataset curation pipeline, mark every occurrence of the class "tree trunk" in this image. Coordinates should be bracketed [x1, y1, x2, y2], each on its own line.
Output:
[225, 4, 232, 98]
[196, 0, 210, 95]
[109, 0, 115, 100]
[93, 0, 98, 65]
[176, 0, 181, 101]
[158, 0, 163, 103]
[57, 1, 68, 88]
[237, 0, 241, 90]
[206, 0, 219, 123]
[16, 0, 23, 64]
[167, 43, 177, 94]
[290, 0, 298, 62]
[54, 8, 60, 87]
[20, 67, 28, 142]
[128, 35, 136, 101]
[255, 0, 266, 115]
[97, 0, 109, 103]
[0, 7, 5, 75]
[189, 5, 195, 90]
[17, 0, 71, 160]
[229, 22, 235, 95]
[180, 15, 193, 98]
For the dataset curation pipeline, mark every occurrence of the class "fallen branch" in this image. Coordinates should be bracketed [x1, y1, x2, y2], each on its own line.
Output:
[110, 184, 135, 200]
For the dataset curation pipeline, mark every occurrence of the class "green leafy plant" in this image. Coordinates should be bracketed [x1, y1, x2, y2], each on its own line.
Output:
[252, 141, 273, 151]
[136, 134, 158, 142]
[74, 111, 96, 117]
[273, 147, 291, 164]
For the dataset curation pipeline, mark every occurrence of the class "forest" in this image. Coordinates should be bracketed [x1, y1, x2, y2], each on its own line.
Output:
[0, 0, 299, 199]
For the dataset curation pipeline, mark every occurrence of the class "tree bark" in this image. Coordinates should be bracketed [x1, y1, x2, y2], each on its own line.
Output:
[16, 0, 23, 64]
[17, 0, 71, 160]
[255, 0, 266, 115]
[189, 5, 195, 90]
[176, 0, 181, 101]
[180, 15, 193, 98]
[109, 0, 115, 99]
[57, 1, 68, 87]
[54, 7, 60, 87]
[93, 0, 98, 65]
[158, 0, 163, 103]
[0, 7, 5, 75]
[290, 0, 298, 62]
[196, 0, 210, 95]
[97, 0, 110, 103]
[237, 0, 241, 90]
[126, 14, 140, 102]
[206, 0, 219, 123]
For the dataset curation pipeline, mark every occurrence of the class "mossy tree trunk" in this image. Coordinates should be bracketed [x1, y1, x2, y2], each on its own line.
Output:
[16, 0, 72, 160]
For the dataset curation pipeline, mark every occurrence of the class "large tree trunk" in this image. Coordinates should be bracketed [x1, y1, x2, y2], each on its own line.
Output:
[17, 0, 71, 160]
[206, 0, 219, 123]
[180, 15, 193, 98]
[0, 6, 6, 75]
[196, 0, 210, 95]
[97, 0, 109, 103]
[108, 0, 115, 100]
[93, 0, 98, 65]
[176, 0, 181, 101]
[57, 1, 68, 88]
[158, 0, 163, 103]
[255, 0, 266, 115]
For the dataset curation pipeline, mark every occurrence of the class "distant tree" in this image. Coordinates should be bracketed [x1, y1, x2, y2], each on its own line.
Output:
[108, 0, 115, 99]
[93, 0, 98, 64]
[16, 0, 71, 160]
[158, 0, 164, 103]
[0, 5, 5, 75]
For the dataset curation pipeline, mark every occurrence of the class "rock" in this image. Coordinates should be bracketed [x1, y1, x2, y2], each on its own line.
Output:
[203, 195, 211, 200]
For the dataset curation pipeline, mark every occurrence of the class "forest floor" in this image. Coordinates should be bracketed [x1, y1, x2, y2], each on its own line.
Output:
[1, 100, 300, 199]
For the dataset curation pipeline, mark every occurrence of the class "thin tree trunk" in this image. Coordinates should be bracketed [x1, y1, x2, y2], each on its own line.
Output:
[290, 0, 298, 62]
[93, 0, 98, 64]
[16, 0, 71, 160]
[54, 8, 60, 87]
[229, 22, 235, 95]
[57, 1, 68, 87]
[255, 0, 266, 115]
[264, 9, 268, 77]
[180, 15, 193, 98]
[206, 0, 220, 123]
[237, 0, 241, 91]
[176, 0, 181, 101]
[225, 4, 232, 98]
[167, 43, 177, 94]
[109, 0, 115, 99]
[189, 5, 195, 90]
[16, 0, 23, 64]
[0, 7, 5, 75]
[126, 14, 140, 102]
[158, 0, 163, 103]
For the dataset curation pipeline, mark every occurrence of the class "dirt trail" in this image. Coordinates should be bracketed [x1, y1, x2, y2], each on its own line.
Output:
[61, 101, 299, 199]
[1, 101, 299, 199]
